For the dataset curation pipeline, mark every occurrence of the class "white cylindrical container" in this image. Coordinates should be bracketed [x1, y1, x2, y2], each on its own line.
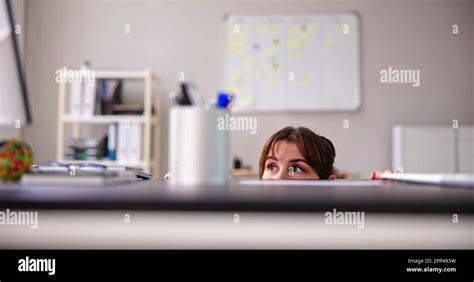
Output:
[169, 106, 229, 186]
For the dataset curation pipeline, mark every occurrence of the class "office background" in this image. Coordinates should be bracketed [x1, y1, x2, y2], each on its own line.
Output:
[4, 0, 473, 177]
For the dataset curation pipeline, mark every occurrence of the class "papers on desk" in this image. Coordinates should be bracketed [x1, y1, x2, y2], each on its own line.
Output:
[21, 162, 150, 186]
[239, 175, 474, 188]
[238, 179, 383, 186]
[21, 171, 136, 186]
[381, 173, 474, 187]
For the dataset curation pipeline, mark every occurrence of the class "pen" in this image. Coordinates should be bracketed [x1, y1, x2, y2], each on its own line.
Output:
[216, 91, 234, 109]
[180, 83, 193, 106]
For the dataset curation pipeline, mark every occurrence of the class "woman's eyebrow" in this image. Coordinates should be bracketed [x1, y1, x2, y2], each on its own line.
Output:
[288, 159, 309, 164]
[266, 156, 277, 161]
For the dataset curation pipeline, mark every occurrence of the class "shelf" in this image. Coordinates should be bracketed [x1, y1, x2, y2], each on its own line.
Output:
[57, 69, 160, 176]
[63, 115, 157, 124]
[61, 159, 145, 169]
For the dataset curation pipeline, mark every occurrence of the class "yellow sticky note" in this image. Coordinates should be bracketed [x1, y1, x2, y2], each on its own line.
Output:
[270, 26, 279, 36]
[289, 26, 300, 36]
[308, 23, 320, 34]
[268, 75, 279, 86]
[227, 37, 247, 56]
[299, 39, 308, 49]
[243, 58, 255, 69]
[263, 47, 276, 59]
[303, 75, 313, 87]
[336, 23, 344, 33]
[289, 39, 298, 49]
[271, 61, 279, 70]
[289, 50, 300, 61]
[324, 39, 336, 50]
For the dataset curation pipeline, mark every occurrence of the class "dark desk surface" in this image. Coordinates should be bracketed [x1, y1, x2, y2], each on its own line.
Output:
[0, 179, 472, 213]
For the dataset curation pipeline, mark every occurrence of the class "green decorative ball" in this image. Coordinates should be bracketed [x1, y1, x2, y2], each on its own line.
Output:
[0, 139, 34, 181]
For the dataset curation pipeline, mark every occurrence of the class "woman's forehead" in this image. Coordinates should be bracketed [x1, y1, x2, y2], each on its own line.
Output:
[269, 141, 305, 160]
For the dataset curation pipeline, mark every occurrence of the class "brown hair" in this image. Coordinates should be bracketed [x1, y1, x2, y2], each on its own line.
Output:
[258, 127, 336, 179]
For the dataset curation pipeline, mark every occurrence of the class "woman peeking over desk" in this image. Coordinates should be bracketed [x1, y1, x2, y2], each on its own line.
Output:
[258, 126, 394, 180]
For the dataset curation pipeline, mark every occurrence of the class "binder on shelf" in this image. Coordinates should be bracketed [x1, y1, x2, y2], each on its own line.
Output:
[117, 122, 129, 163]
[82, 81, 96, 116]
[129, 123, 142, 164]
[97, 79, 122, 115]
[69, 81, 82, 116]
[116, 122, 142, 165]
[68, 79, 96, 117]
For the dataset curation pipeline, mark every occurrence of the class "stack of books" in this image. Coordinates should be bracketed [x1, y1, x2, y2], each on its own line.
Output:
[65, 138, 104, 161]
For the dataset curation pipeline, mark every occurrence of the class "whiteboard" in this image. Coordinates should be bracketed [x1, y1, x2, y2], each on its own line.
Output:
[224, 14, 360, 112]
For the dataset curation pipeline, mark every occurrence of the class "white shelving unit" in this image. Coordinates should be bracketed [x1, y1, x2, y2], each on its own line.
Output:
[56, 69, 160, 175]
[63, 115, 150, 124]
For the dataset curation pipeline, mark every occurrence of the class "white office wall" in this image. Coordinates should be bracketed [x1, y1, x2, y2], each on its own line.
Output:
[392, 126, 473, 173]
[392, 126, 456, 173]
[23, 0, 474, 177]
[0, 0, 25, 139]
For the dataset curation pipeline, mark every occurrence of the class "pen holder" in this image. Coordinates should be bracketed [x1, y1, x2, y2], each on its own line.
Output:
[169, 106, 229, 186]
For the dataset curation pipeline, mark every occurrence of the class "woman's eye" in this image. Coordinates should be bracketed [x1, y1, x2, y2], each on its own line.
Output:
[267, 164, 278, 173]
[289, 165, 303, 175]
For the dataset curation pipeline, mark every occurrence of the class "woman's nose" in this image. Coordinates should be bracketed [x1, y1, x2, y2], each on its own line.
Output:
[274, 169, 290, 179]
